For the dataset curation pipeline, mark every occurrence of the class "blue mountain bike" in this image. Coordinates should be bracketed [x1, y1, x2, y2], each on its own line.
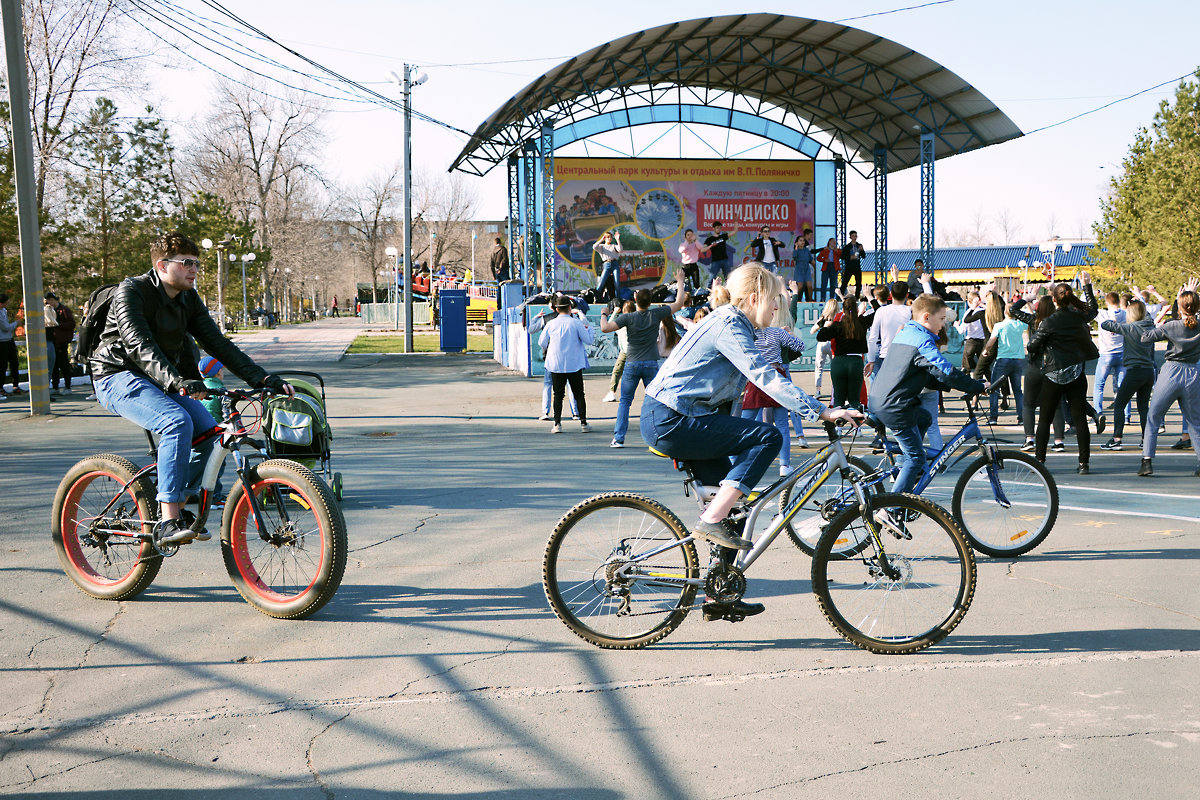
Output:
[780, 394, 1058, 559]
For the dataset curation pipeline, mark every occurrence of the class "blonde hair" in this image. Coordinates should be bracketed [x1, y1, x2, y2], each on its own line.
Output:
[709, 285, 731, 308]
[773, 292, 794, 328]
[727, 263, 782, 312]
[984, 292, 1005, 330]
[1126, 299, 1146, 322]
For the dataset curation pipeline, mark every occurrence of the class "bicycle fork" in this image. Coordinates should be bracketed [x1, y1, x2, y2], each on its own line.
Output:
[855, 483, 903, 581]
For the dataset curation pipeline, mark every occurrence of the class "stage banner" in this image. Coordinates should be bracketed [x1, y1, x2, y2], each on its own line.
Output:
[553, 158, 815, 294]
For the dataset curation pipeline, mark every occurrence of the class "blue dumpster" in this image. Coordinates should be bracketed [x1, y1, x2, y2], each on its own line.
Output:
[439, 289, 467, 352]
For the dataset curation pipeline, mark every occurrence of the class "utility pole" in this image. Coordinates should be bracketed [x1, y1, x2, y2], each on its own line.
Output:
[402, 65, 414, 352]
[2, 0, 50, 415]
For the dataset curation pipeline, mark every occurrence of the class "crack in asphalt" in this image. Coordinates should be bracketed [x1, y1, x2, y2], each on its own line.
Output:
[0, 752, 122, 793]
[35, 604, 126, 718]
[713, 729, 1198, 797]
[349, 513, 438, 553]
[388, 636, 524, 699]
[5, 648, 1197, 738]
[306, 711, 351, 800]
[1009, 563, 1200, 622]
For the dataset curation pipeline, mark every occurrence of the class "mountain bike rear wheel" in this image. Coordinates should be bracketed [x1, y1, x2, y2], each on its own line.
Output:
[812, 493, 976, 654]
[221, 459, 346, 619]
[544, 492, 698, 649]
[52, 454, 160, 600]
[952, 450, 1058, 557]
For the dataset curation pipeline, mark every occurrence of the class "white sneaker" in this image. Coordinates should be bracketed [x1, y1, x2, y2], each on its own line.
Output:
[795, 438, 809, 448]
[580, 423, 592, 433]
[551, 424, 562, 434]
[538, 413, 552, 421]
[610, 439, 624, 448]
[779, 465, 793, 477]
[602, 392, 618, 402]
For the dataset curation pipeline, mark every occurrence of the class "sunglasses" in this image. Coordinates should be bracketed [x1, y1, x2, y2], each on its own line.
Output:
[167, 257, 202, 269]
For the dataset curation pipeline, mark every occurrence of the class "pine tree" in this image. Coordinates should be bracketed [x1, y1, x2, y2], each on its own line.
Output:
[1093, 70, 1200, 292]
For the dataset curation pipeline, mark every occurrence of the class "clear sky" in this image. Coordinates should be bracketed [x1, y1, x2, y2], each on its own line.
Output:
[143, 0, 1200, 249]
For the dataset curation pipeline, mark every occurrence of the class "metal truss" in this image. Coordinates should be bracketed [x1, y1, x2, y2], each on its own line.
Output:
[920, 132, 935, 276]
[834, 156, 846, 249]
[507, 155, 520, 281]
[523, 142, 538, 288]
[540, 123, 555, 291]
[873, 146, 888, 282]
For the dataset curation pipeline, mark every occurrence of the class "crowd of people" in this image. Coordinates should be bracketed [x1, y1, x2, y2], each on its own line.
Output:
[534, 258, 1200, 482]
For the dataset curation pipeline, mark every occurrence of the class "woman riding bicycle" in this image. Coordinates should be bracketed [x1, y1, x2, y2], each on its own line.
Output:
[640, 264, 861, 620]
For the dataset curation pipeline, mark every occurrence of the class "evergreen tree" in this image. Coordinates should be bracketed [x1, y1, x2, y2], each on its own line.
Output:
[62, 98, 181, 294]
[1093, 70, 1200, 291]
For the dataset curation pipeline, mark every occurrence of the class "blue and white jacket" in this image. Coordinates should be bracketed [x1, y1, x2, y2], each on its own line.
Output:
[868, 320, 984, 428]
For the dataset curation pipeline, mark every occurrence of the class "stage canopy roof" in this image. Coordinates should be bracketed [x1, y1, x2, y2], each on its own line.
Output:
[450, 13, 1023, 177]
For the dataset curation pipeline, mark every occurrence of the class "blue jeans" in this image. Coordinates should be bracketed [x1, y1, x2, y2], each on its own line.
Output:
[94, 371, 218, 503]
[613, 359, 659, 443]
[919, 391, 943, 450]
[989, 358, 1024, 419]
[890, 406, 933, 495]
[741, 405, 792, 467]
[596, 261, 620, 301]
[1092, 351, 1123, 414]
[819, 269, 839, 301]
[542, 369, 577, 416]
[708, 258, 731, 280]
[640, 396, 781, 495]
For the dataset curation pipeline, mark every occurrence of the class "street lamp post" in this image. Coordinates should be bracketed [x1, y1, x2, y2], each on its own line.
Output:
[385, 245, 400, 330]
[240, 252, 255, 325]
[471, 229, 477, 284]
[283, 268, 292, 322]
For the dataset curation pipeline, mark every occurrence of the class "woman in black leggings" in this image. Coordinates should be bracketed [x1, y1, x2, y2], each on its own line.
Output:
[1027, 276, 1099, 473]
[1011, 295, 1064, 452]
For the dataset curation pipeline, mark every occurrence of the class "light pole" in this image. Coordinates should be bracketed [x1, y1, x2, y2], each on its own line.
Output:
[429, 229, 436, 273]
[391, 65, 427, 354]
[240, 252, 255, 325]
[201, 237, 232, 331]
[471, 229, 477, 284]
[385, 245, 400, 330]
[283, 268, 293, 322]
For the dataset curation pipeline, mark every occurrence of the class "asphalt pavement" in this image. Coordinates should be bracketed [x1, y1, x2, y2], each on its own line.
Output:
[1, 338, 1198, 798]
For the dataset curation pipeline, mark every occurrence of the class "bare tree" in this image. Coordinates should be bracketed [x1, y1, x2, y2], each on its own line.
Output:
[183, 77, 328, 310]
[22, 0, 149, 215]
[340, 165, 402, 302]
[412, 170, 481, 274]
[993, 208, 1022, 245]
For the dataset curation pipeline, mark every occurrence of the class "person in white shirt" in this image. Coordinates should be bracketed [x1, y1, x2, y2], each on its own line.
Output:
[539, 295, 594, 433]
[865, 281, 913, 379]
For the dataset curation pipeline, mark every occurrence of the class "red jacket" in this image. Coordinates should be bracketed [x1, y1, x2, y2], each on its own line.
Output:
[817, 247, 841, 273]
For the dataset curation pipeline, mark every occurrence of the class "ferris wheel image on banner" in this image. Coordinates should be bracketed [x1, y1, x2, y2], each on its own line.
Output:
[633, 188, 684, 241]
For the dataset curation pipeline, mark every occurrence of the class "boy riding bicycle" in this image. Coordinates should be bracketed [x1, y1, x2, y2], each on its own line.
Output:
[868, 294, 986, 495]
[89, 232, 294, 547]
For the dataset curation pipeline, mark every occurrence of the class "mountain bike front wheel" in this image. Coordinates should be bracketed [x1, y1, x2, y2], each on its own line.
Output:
[952, 450, 1058, 557]
[543, 492, 699, 649]
[779, 455, 879, 557]
[812, 493, 976, 655]
[221, 459, 347, 619]
[51, 454, 161, 601]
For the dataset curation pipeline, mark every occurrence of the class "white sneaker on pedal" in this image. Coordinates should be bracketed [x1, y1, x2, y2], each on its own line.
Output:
[873, 509, 911, 539]
[779, 465, 793, 477]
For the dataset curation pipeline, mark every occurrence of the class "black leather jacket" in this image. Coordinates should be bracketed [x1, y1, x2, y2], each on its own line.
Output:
[1025, 286, 1099, 373]
[90, 269, 267, 392]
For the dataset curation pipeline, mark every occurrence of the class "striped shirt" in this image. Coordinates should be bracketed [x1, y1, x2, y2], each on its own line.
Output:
[754, 326, 805, 365]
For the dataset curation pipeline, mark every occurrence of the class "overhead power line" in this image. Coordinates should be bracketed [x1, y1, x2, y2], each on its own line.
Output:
[1024, 71, 1194, 136]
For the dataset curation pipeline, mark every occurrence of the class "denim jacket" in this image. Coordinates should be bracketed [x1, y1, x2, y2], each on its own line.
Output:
[646, 304, 825, 419]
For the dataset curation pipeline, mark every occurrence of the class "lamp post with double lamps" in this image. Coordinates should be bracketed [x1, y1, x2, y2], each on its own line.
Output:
[237, 252, 255, 326]
[201, 237, 230, 331]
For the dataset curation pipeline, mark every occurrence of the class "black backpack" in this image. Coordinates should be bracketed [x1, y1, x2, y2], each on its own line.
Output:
[75, 283, 120, 368]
